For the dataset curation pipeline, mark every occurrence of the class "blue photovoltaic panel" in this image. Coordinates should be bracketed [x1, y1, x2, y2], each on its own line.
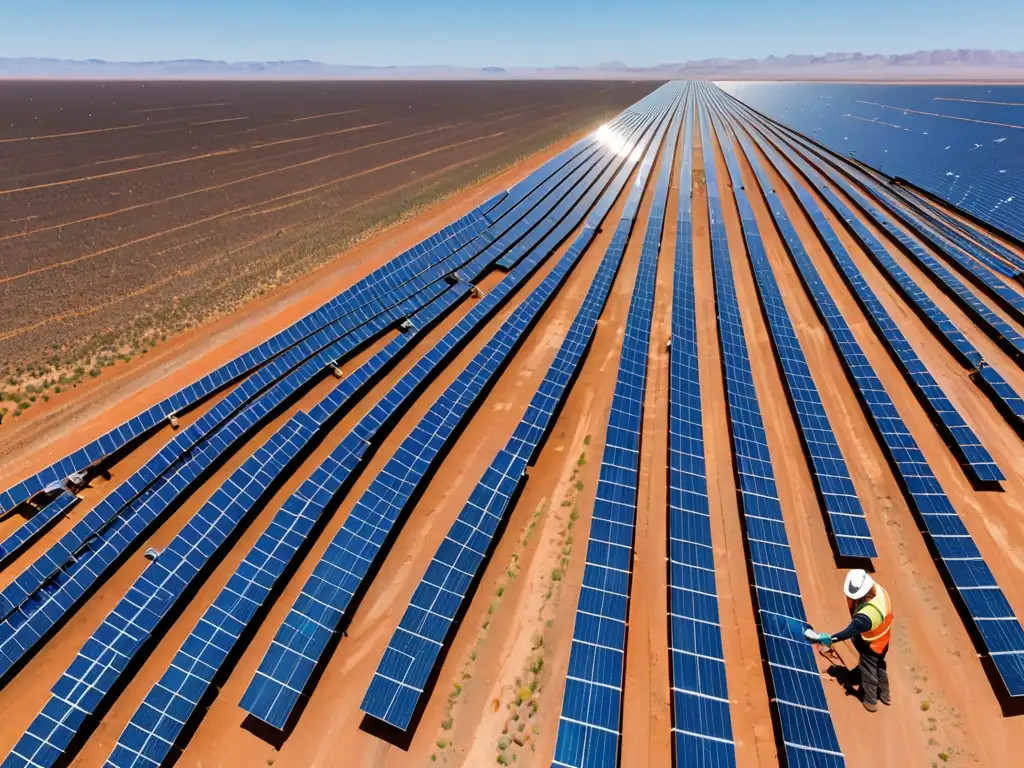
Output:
[240, 91, 679, 731]
[707, 106, 875, 561]
[712, 96, 1024, 444]
[358, 450, 528, 727]
[721, 82, 1024, 247]
[696, 87, 844, 767]
[721, 86, 1024, 699]
[5, 413, 318, 768]
[710, 93, 1004, 489]
[361, 87, 685, 733]
[901, 190, 1024, 275]
[553, 90, 685, 768]
[741, 112, 1024, 366]
[0, 491, 79, 568]
[667, 92, 737, 768]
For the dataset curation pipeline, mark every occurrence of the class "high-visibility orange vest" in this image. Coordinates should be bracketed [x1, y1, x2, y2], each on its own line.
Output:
[846, 584, 893, 654]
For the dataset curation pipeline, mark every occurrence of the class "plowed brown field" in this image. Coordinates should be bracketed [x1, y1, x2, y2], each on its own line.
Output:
[0, 80, 655, 397]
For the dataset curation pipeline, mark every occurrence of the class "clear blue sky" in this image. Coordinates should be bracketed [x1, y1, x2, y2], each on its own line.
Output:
[2, 0, 1019, 67]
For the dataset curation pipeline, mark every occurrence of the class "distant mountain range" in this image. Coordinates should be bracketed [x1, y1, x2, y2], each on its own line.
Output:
[3, 50, 1024, 80]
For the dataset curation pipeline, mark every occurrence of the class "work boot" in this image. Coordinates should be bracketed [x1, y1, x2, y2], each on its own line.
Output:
[863, 699, 878, 713]
[880, 693, 891, 706]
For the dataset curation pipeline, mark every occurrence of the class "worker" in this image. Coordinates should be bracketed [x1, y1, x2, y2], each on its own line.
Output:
[809, 569, 893, 712]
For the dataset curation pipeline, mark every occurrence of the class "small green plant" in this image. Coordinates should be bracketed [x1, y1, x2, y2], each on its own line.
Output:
[531, 657, 544, 675]
[436, 738, 448, 749]
[441, 717, 454, 731]
[938, 752, 949, 762]
[551, 568, 563, 582]
[497, 755, 508, 766]
[920, 699, 931, 712]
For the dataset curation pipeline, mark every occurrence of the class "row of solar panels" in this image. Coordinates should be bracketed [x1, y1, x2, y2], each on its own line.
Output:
[360, 88, 685, 733]
[237, 86, 686, 734]
[707, 84, 1024, 699]
[697, 87, 845, 767]
[554, 91, 686, 768]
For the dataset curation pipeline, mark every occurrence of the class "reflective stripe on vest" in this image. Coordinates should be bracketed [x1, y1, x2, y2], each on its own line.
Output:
[858, 585, 893, 653]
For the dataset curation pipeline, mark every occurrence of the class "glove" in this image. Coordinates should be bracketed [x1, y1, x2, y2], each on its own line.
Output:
[817, 632, 833, 648]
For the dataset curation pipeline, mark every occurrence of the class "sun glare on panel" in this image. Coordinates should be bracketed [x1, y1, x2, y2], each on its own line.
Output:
[596, 122, 630, 157]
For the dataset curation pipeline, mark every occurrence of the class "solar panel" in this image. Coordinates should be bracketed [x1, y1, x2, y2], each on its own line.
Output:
[240, 96, 681, 731]
[694, 86, 845, 767]
[6, 413, 318, 768]
[722, 86, 1024, 699]
[552, 90, 686, 768]
[711, 96, 1004, 490]
[0, 490, 79, 569]
[716, 98, 1024, 445]
[667, 91, 737, 768]
[707, 107, 875, 561]
[361, 90, 685, 733]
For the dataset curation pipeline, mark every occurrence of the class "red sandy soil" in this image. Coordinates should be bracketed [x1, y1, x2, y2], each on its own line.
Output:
[3, 88, 1024, 768]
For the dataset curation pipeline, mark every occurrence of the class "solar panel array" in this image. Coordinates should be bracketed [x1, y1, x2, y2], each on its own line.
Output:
[7, 78, 1024, 767]
[239, 94, 679, 731]
[0, 491, 79, 569]
[666, 92, 737, 768]
[6, 411, 318, 767]
[726, 93, 1024, 699]
[696, 87, 846, 767]
[0, 102, 654, 684]
[749, 111, 1024, 366]
[706, 106, 876, 561]
[712, 95, 1024, 443]
[711, 98, 1005, 490]
[892, 190, 1022, 280]
[360, 86, 686, 734]
[552, 92, 684, 768]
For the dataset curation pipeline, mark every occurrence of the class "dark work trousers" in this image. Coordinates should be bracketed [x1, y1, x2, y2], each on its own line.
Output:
[854, 636, 890, 705]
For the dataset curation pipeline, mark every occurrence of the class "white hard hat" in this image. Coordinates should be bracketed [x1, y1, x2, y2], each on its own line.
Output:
[844, 569, 874, 600]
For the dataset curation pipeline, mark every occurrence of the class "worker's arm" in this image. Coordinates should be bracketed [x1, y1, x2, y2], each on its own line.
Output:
[831, 612, 871, 642]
